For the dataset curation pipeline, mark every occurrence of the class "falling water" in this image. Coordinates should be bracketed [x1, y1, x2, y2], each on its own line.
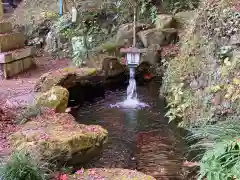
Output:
[110, 67, 148, 109]
[127, 68, 137, 100]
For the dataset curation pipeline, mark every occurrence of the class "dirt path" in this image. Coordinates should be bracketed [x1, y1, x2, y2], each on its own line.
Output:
[0, 56, 70, 108]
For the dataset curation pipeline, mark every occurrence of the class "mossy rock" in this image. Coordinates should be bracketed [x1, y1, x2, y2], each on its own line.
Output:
[34, 67, 97, 92]
[116, 23, 151, 45]
[9, 109, 108, 166]
[35, 86, 69, 113]
[68, 168, 156, 180]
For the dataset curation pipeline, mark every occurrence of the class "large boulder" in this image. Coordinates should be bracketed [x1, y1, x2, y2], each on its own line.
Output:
[9, 109, 108, 166]
[34, 67, 97, 92]
[138, 28, 165, 47]
[35, 86, 69, 113]
[87, 54, 127, 78]
[115, 23, 151, 46]
[67, 168, 156, 180]
[138, 28, 178, 48]
[155, 14, 176, 29]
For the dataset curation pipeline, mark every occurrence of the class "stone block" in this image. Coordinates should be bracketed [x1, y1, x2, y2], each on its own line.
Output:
[22, 56, 34, 70]
[0, 57, 34, 79]
[0, 47, 35, 63]
[0, 32, 25, 52]
[13, 47, 36, 60]
[0, 22, 12, 33]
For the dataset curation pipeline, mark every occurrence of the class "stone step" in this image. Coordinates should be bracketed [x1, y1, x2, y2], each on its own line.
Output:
[0, 31, 25, 52]
[0, 46, 36, 63]
[0, 21, 12, 33]
[0, 56, 35, 79]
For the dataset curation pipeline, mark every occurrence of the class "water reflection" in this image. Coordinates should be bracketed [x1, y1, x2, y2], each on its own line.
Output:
[76, 83, 185, 179]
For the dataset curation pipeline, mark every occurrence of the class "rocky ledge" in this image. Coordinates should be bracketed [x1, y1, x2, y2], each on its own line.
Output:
[9, 109, 108, 166]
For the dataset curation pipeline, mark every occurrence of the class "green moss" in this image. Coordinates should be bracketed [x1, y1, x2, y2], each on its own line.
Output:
[101, 43, 119, 52]
[35, 86, 69, 113]
[9, 112, 108, 166]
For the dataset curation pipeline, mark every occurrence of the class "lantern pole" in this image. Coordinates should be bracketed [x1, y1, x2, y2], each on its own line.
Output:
[133, 1, 136, 48]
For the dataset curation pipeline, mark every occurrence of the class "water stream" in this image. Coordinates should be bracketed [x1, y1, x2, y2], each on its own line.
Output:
[127, 68, 137, 100]
[110, 67, 148, 109]
[76, 79, 186, 179]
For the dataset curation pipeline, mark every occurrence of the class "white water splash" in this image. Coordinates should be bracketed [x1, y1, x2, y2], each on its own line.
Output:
[110, 68, 148, 109]
[110, 99, 149, 109]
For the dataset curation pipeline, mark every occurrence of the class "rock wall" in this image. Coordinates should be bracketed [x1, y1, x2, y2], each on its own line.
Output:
[162, 0, 240, 127]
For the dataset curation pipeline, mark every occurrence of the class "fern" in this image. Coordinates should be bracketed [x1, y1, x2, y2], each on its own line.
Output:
[187, 118, 240, 180]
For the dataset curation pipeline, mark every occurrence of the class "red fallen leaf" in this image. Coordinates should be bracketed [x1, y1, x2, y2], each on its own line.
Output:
[143, 73, 153, 80]
[59, 174, 67, 180]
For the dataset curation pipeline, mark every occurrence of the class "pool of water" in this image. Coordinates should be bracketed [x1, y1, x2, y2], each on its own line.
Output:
[76, 81, 186, 179]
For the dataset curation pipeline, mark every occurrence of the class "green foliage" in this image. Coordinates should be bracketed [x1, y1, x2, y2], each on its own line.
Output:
[0, 151, 47, 180]
[53, 0, 164, 66]
[165, 83, 194, 125]
[187, 118, 240, 180]
[53, 0, 200, 66]
[71, 36, 89, 66]
[162, 0, 199, 13]
[217, 46, 233, 61]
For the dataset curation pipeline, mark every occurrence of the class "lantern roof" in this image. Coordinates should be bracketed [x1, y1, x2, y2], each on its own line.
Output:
[120, 47, 147, 54]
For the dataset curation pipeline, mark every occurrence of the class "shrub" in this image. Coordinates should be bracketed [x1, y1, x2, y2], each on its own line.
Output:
[187, 117, 240, 179]
[0, 151, 47, 180]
